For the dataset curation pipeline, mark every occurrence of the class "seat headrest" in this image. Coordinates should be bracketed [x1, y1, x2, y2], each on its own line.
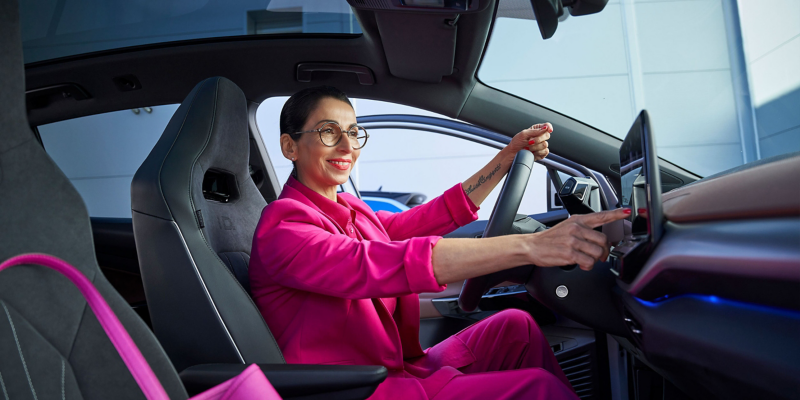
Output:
[132, 76, 250, 220]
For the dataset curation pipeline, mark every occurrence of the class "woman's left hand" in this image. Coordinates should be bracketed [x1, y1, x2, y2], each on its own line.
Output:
[507, 123, 552, 161]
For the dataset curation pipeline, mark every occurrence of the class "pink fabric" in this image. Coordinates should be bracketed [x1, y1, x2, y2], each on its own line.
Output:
[188, 364, 281, 400]
[250, 176, 479, 373]
[409, 310, 573, 386]
[0, 253, 170, 400]
[381, 310, 577, 400]
[250, 178, 577, 398]
[425, 368, 577, 400]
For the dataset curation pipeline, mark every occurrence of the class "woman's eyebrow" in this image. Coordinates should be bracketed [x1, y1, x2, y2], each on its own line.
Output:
[315, 120, 358, 129]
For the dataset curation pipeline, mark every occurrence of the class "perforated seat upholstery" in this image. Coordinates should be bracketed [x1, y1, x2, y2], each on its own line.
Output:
[0, 1, 187, 398]
[131, 76, 285, 372]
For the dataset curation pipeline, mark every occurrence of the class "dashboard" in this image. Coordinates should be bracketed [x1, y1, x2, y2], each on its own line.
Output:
[548, 112, 800, 399]
[614, 143, 800, 399]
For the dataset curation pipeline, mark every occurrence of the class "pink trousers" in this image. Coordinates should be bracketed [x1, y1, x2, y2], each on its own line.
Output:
[381, 309, 579, 400]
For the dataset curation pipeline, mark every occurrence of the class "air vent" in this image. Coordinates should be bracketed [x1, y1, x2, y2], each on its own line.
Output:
[350, 0, 390, 9]
[559, 351, 594, 399]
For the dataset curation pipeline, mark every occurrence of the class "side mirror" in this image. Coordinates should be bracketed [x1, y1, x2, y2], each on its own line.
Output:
[530, 0, 609, 39]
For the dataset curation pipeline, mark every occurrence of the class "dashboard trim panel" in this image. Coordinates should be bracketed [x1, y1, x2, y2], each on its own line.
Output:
[621, 218, 800, 310]
[662, 153, 800, 223]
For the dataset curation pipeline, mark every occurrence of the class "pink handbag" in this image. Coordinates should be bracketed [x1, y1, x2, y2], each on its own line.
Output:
[0, 253, 282, 400]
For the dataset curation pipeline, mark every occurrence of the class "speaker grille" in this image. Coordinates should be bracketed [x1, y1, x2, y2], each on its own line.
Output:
[559, 351, 594, 399]
[351, 0, 390, 9]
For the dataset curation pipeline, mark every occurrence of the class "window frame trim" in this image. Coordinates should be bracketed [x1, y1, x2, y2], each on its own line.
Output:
[357, 114, 614, 209]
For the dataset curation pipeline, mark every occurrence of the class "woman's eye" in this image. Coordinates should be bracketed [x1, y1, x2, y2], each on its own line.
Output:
[321, 129, 334, 135]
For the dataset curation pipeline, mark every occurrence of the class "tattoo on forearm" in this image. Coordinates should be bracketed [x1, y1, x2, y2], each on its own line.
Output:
[465, 163, 502, 196]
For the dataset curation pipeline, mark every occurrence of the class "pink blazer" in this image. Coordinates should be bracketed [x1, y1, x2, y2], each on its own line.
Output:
[249, 176, 478, 372]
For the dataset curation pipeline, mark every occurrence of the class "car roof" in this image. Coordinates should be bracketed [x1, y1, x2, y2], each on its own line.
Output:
[21, 1, 696, 185]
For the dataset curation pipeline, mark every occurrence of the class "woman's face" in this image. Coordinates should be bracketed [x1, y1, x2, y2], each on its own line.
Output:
[289, 97, 360, 190]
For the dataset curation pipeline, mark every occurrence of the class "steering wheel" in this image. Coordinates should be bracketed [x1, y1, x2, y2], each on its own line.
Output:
[458, 150, 536, 312]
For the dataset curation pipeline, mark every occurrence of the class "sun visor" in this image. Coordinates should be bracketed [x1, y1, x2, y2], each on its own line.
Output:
[375, 12, 458, 83]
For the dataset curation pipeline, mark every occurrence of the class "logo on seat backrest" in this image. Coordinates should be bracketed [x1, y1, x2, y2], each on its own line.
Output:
[219, 216, 236, 231]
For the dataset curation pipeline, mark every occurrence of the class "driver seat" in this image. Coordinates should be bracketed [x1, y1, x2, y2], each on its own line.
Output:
[130, 76, 285, 372]
[131, 75, 386, 400]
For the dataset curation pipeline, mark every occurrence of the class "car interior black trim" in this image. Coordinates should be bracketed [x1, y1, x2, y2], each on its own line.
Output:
[180, 363, 388, 400]
[620, 292, 800, 400]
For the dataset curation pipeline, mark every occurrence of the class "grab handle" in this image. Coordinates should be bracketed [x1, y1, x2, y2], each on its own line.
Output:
[296, 63, 375, 85]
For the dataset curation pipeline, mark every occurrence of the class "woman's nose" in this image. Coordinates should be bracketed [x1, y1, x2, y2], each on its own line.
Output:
[336, 136, 354, 153]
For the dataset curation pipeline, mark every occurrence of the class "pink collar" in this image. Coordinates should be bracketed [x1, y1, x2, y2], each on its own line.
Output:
[282, 176, 358, 231]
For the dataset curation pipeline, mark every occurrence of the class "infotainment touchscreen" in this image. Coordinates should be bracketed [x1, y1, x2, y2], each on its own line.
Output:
[612, 110, 663, 281]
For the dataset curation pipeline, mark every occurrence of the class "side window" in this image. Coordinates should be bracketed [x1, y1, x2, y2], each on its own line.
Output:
[38, 105, 179, 218]
[257, 96, 293, 186]
[355, 126, 548, 220]
[256, 97, 548, 219]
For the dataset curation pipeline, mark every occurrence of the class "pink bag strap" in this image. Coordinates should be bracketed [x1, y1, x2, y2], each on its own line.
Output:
[0, 253, 170, 400]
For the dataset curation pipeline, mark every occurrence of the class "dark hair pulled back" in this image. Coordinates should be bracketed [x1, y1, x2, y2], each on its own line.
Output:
[280, 85, 353, 138]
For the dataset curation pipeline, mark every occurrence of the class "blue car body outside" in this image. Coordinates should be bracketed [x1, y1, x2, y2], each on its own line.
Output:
[361, 196, 411, 213]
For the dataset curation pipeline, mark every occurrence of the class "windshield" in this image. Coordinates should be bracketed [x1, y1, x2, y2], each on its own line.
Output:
[21, 0, 361, 64]
[479, 0, 800, 177]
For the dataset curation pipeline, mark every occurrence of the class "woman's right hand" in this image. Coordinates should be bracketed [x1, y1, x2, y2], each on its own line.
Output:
[432, 208, 631, 285]
[526, 208, 631, 271]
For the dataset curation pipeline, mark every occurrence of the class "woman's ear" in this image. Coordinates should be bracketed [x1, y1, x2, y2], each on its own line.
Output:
[280, 134, 298, 161]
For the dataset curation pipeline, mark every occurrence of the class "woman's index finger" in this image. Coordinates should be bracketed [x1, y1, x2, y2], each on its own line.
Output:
[579, 208, 630, 229]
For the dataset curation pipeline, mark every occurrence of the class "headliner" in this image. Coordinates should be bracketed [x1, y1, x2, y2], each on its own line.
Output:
[21, 1, 697, 186]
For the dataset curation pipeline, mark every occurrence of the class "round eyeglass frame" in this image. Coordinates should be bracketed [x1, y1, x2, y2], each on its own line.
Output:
[291, 122, 369, 150]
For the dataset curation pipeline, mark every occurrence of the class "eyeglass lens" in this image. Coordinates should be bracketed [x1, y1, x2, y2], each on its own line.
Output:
[319, 122, 367, 149]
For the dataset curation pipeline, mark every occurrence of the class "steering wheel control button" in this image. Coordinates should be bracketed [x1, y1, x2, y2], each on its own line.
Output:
[560, 180, 573, 195]
[555, 285, 569, 298]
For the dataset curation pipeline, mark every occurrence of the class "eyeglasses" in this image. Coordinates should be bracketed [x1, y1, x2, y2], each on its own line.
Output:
[292, 122, 369, 150]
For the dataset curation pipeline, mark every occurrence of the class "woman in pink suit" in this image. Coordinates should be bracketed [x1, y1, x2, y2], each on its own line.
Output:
[249, 86, 630, 399]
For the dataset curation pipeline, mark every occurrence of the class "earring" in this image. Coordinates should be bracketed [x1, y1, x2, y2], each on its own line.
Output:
[291, 157, 296, 161]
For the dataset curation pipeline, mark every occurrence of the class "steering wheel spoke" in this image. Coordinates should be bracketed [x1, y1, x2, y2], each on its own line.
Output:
[458, 150, 536, 312]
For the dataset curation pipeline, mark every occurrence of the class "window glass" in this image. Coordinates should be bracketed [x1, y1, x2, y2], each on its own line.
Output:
[354, 126, 548, 220]
[259, 96, 446, 189]
[21, 0, 361, 63]
[479, 0, 800, 177]
[257, 97, 548, 219]
[38, 105, 178, 217]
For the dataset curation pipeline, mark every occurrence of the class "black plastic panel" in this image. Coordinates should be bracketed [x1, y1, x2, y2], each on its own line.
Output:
[180, 363, 387, 400]
[527, 261, 628, 337]
[622, 292, 800, 400]
[91, 217, 138, 274]
[622, 218, 800, 311]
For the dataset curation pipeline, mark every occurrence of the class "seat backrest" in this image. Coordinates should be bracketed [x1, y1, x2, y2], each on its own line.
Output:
[0, 1, 187, 398]
[131, 76, 285, 372]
